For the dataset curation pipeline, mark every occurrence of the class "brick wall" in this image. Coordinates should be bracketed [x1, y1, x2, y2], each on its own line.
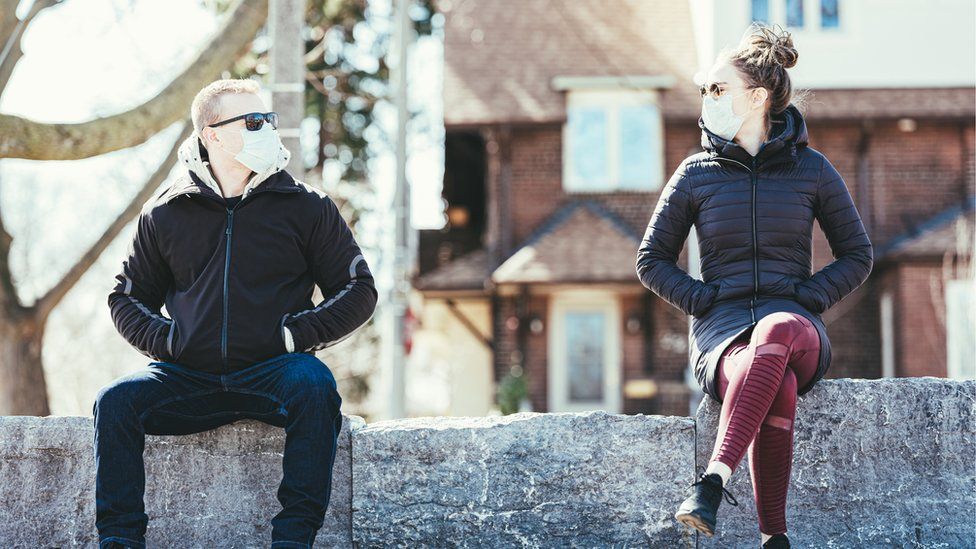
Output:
[806, 119, 975, 246]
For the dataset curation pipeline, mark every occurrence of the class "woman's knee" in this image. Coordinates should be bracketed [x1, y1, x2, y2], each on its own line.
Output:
[754, 312, 807, 344]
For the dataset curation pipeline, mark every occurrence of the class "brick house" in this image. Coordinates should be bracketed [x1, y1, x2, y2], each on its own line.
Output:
[411, 0, 975, 417]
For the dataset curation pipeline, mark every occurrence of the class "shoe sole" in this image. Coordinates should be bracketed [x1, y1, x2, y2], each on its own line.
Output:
[674, 509, 715, 537]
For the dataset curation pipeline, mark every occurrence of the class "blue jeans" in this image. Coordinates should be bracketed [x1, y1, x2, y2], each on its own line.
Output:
[92, 352, 343, 549]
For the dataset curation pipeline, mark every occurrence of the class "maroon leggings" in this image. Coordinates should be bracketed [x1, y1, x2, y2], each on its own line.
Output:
[708, 311, 820, 535]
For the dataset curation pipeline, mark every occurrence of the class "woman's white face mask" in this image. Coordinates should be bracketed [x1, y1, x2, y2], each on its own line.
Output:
[701, 88, 755, 141]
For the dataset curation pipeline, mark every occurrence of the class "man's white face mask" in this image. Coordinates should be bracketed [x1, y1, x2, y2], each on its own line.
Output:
[209, 111, 284, 174]
[216, 123, 284, 174]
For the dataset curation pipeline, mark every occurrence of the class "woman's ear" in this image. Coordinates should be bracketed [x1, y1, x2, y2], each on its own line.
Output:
[752, 87, 769, 108]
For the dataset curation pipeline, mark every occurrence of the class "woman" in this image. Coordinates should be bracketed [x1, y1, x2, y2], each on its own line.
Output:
[635, 23, 873, 548]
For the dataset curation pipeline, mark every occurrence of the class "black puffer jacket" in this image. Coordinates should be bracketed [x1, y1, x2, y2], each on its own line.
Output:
[107, 134, 377, 374]
[636, 103, 873, 402]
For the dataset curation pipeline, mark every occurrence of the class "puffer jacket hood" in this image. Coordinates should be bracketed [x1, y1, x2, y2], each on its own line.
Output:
[175, 131, 291, 198]
[637, 101, 873, 402]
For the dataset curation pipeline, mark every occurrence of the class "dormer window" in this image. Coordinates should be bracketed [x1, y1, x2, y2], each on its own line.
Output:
[752, 0, 842, 30]
[555, 78, 668, 193]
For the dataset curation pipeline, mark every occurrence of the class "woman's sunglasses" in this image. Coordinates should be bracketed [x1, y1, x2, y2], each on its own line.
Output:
[208, 111, 278, 131]
[699, 84, 727, 99]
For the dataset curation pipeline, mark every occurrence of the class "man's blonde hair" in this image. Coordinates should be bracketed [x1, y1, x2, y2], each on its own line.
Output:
[190, 78, 262, 136]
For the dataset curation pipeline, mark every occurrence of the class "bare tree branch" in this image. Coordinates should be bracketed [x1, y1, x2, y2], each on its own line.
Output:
[0, 0, 269, 160]
[0, 0, 24, 48]
[0, 0, 61, 97]
[31, 122, 194, 325]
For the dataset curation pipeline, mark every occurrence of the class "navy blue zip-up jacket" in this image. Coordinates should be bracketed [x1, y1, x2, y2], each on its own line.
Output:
[107, 134, 377, 374]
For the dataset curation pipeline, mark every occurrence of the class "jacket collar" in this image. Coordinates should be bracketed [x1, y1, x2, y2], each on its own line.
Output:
[163, 133, 298, 203]
[700, 102, 808, 170]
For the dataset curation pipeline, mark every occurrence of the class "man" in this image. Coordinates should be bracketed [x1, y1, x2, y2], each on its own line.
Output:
[93, 79, 377, 549]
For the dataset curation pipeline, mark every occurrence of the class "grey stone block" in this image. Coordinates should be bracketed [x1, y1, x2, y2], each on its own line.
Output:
[0, 414, 362, 548]
[694, 377, 976, 548]
[351, 410, 697, 548]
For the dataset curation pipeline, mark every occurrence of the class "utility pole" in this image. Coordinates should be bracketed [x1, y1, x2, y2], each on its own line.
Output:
[388, 0, 413, 418]
[269, 0, 306, 180]
[687, 226, 704, 416]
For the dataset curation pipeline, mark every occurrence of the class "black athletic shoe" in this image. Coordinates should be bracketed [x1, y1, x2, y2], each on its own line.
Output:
[762, 533, 791, 548]
[674, 468, 739, 537]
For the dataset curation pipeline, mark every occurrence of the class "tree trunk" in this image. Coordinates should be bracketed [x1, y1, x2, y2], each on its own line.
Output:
[0, 317, 49, 416]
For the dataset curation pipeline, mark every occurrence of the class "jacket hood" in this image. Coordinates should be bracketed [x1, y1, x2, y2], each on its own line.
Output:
[699, 102, 809, 168]
[175, 131, 292, 198]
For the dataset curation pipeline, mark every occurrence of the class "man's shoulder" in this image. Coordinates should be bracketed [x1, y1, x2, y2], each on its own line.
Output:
[145, 174, 195, 212]
[290, 178, 344, 215]
[292, 178, 335, 202]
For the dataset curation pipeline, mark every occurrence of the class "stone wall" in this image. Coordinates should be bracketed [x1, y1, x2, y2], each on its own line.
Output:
[0, 378, 971, 547]
[695, 377, 975, 547]
[352, 412, 695, 547]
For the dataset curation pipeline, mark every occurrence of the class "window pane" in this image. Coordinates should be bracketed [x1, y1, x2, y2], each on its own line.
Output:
[751, 0, 769, 23]
[821, 0, 840, 28]
[618, 104, 660, 189]
[568, 107, 608, 189]
[564, 311, 605, 401]
[787, 0, 804, 27]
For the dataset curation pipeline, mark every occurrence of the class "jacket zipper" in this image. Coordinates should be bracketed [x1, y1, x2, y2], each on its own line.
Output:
[750, 156, 758, 325]
[713, 154, 759, 325]
[221, 207, 234, 371]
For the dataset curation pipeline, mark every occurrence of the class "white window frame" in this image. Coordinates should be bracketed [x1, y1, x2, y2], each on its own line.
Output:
[880, 290, 896, 378]
[562, 88, 665, 193]
[548, 289, 622, 413]
[946, 278, 975, 380]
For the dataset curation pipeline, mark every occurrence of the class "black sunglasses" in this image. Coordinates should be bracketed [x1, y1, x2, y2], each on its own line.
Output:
[208, 111, 278, 131]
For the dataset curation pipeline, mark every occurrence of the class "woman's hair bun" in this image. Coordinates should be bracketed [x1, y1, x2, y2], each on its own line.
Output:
[738, 22, 799, 69]
[769, 33, 799, 69]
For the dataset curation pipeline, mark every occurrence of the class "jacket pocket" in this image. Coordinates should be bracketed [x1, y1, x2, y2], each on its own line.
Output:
[163, 317, 186, 363]
[793, 281, 825, 314]
[691, 282, 720, 317]
[150, 318, 176, 363]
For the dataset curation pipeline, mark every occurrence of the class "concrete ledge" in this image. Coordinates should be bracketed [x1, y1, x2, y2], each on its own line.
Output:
[351, 411, 696, 547]
[0, 414, 362, 548]
[695, 377, 975, 547]
[0, 378, 972, 548]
